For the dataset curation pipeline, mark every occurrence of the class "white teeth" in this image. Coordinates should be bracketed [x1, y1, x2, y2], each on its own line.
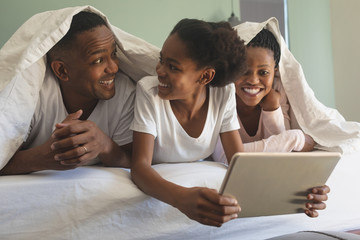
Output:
[100, 79, 114, 85]
[159, 82, 170, 88]
[243, 88, 260, 95]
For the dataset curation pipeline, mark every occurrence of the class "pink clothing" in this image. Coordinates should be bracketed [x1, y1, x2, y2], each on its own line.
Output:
[212, 106, 306, 164]
[239, 107, 286, 143]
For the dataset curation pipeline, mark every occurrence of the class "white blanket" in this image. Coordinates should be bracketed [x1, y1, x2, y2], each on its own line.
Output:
[234, 18, 360, 153]
[0, 6, 160, 169]
[1, 151, 360, 239]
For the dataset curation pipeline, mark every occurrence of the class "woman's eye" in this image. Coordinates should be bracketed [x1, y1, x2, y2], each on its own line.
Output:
[259, 70, 269, 75]
[158, 57, 164, 64]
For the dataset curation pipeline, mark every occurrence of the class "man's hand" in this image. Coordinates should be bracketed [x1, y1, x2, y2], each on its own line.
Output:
[51, 110, 112, 166]
[174, 187, 240, 227]
[259, 89, 280, 111]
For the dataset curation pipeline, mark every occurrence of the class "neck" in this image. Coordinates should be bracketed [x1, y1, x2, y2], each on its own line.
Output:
[60, 85, 98, 120]
[170, 87, 208, 120]
[236, 95, 260, 116]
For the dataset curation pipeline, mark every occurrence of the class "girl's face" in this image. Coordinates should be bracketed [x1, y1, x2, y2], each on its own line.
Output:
[156, 33, 206, 101]
[234, 46, 277, 107]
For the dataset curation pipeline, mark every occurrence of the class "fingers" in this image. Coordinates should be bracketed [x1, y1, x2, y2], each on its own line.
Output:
[305, 209, 319, 218]
[305, 185, 330, 218]
[197, 189, 241, 226]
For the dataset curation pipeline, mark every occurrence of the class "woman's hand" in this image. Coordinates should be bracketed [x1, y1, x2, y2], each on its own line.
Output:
[259, 88, 280, 111]
[174, 187, 240, 227]
[305, 185, 330, 217]
[300, 134, 316, 152]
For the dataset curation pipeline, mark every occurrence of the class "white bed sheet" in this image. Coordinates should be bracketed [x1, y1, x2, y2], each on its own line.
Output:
[0, 150, 359, 240]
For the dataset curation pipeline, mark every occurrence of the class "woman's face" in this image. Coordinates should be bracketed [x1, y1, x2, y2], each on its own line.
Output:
[234, 46, 276, 107]
[155, 33, 206, 101]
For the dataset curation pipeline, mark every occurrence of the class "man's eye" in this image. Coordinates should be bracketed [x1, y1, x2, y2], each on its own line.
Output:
[94, 58, 102, 64]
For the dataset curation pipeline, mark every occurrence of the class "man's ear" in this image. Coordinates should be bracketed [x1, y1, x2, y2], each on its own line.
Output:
[50, 60, 69, 81]
[199, 68, 216, 85]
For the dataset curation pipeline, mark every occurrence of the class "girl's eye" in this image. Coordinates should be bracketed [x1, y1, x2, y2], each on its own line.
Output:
[158, 56, 164, 64]
[169, 64, 178, 71]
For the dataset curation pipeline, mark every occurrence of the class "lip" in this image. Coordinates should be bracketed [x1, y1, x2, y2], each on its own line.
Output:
[241, 86, 263, 96]
[158, 80, 170, 89]
[99, 78, 115, 90]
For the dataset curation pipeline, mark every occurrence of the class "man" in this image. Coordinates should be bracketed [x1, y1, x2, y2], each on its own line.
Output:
[0, 11, 145, 175]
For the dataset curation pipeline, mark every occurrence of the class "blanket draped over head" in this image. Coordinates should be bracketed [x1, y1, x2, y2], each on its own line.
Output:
[0, 5, 160, 169]
[234, 17, 360, 154]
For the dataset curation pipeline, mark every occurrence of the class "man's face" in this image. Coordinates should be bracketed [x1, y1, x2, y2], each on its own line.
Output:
[63, 25, 119, 102]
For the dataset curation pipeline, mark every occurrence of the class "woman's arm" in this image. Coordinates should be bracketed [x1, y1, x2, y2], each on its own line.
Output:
[131, 131, 240, 227]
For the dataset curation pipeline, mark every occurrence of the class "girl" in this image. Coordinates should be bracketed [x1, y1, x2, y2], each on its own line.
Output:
[130, 18, 247, 227]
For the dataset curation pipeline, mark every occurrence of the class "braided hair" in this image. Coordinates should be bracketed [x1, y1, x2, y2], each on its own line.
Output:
[247, 28, 280, 68]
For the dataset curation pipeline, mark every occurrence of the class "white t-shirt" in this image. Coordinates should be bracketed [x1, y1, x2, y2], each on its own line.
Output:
[130, 76, 240, 164]
[23, 68, 135, 159]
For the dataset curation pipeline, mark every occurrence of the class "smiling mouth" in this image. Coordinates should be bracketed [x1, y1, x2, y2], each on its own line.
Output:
[100, 79, 114, 86]
[159, 82, 170, 88]
[243, 87, 261, 95]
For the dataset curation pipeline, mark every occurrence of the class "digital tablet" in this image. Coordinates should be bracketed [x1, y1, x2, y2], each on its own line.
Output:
[219, 152, 341, 218]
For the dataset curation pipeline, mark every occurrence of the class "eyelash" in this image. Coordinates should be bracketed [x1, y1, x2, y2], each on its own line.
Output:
[93, 49, 117, 64]
[158, 57, 178, 71]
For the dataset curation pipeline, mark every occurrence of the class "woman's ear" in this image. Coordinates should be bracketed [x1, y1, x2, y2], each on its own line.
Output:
[50, 60, 69, 81]
[199, 68, 216, 85]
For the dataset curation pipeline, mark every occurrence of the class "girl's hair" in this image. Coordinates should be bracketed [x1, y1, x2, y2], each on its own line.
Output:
[247, 28, 281, 68]
[170, 18, 247, 87]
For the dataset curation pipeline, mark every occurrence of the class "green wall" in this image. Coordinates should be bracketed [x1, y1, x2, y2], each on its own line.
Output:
[0, 0, 336, 108]
[287, 0, 335, 108]
[0, 0, 239, 48]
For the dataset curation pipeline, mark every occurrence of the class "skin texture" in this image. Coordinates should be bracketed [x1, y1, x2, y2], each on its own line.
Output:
[131, 33, 244, 227]
[0, 25, 131, 175]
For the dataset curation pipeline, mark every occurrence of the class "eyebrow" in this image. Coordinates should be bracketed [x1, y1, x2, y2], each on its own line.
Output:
[160, 51, 181, 65]
[88, 41, 117, 56]
[257, 64, 271, 68]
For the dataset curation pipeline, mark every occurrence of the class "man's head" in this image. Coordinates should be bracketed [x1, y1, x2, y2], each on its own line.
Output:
[48, 11, 119, 109]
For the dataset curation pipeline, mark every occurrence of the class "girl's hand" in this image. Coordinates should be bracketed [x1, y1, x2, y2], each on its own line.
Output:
[305, 185, 330, 217]
[174, 187, 240, 227]
[259, 89, 280, 111]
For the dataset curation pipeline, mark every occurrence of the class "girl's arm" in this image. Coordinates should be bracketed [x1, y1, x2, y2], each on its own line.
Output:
[131, 131, 240, 227]
[219, 129, 244, 164]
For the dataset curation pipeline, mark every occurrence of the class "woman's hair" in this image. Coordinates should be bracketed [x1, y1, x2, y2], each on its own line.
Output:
[247, 28, 281, 68]
[170, 18, 247, 87]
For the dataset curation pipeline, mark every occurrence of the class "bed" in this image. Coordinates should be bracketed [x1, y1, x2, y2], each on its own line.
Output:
[1, 150, 359, 240]
[1, 6, 360, 240]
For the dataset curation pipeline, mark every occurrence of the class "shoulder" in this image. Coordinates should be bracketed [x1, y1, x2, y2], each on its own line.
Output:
[114, 72, 136, 96]
[136, 76, 159, 99]
[210, 83, 235, 101]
